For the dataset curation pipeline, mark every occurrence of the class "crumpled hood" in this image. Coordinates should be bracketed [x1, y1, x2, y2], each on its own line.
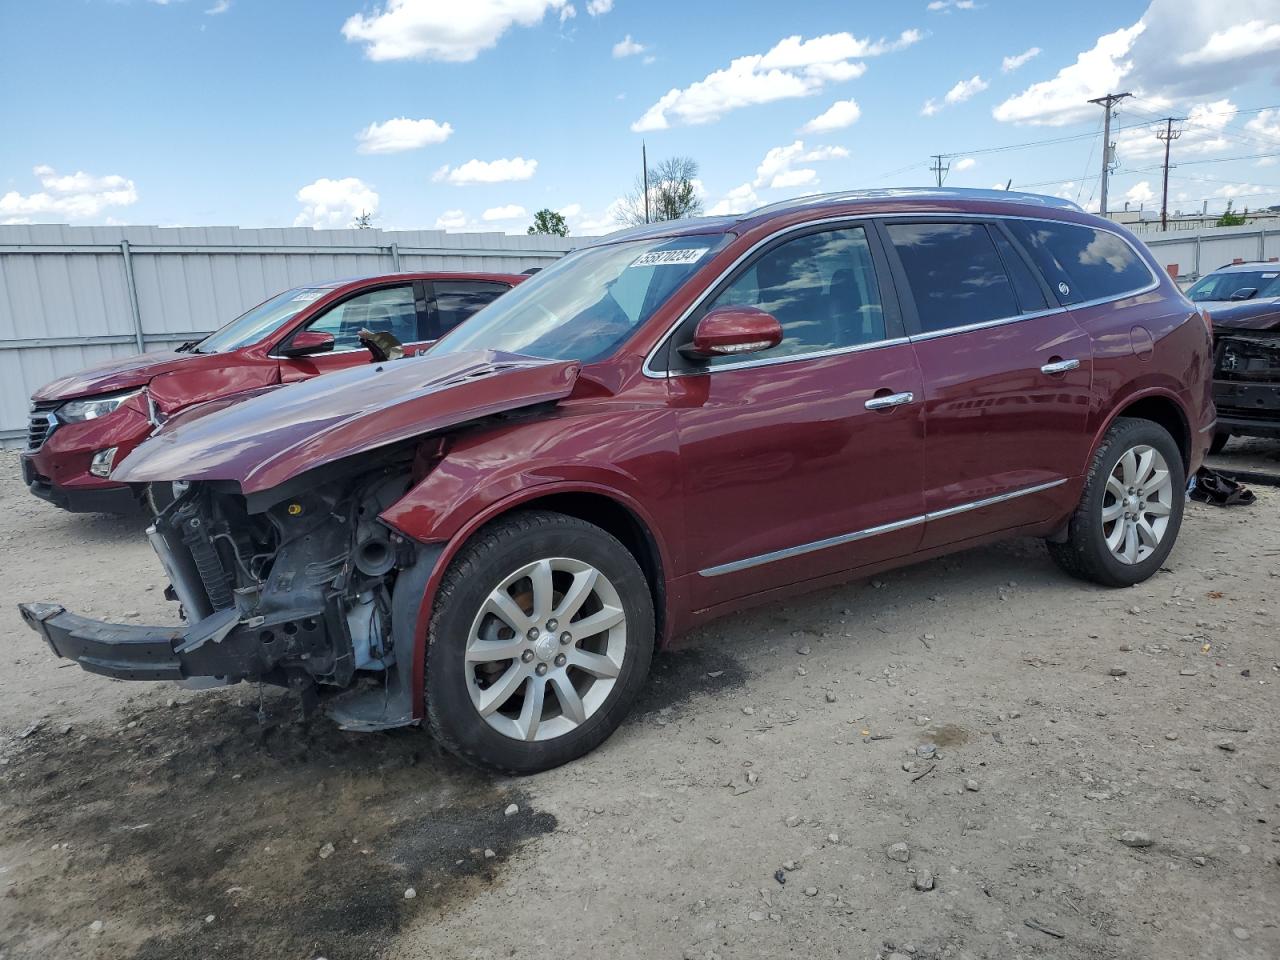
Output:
[1202, 297, 1280, 332]
[32, 350, 194, 402]
[112, 350, 580, 494]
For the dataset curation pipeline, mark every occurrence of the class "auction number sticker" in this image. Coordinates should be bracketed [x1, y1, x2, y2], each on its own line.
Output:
[631, 247, 708, 268]
[291, 289, 327, 302]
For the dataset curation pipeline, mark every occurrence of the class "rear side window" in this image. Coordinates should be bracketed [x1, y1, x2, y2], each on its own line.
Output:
[1006, 220, 1153, 304]
[885, 222, 1020, 333]
[991, 228, 1049, 312]
[431, 280, 510, 336]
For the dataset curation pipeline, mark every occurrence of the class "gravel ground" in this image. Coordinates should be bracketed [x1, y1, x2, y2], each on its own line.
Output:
[0, 447, 1277, 960]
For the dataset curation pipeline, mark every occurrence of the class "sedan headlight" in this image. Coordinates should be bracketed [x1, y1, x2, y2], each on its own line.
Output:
[58, 388, 143, 423]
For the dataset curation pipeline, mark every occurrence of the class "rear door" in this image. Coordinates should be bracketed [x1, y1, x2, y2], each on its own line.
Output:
[278, 281, 425, 382]
[878, 218, 1094, 550]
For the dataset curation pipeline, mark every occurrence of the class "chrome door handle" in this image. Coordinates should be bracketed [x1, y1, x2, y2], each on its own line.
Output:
[864, 391, 915, 411]
[1040, 358, 1081, 375]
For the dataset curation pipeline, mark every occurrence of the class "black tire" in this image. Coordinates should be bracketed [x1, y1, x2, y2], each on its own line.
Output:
[424, 510, 655, 775]
[1047, 417, 1186, 588]
[1208, 430, 1231, 455]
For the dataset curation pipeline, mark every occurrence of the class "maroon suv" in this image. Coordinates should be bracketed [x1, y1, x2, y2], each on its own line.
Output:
[20, 189, 1215, 773]
[21, 272, 522, 512]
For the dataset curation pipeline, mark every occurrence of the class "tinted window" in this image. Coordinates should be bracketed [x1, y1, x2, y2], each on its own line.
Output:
[306, 285, 419, 349]
[1186, 269, 1280, 302]
[1006, 220, 1152, 304]
[886, 222, 1020, 333]
[432, 280, 510, 336]
[704, 226, 886, 365]
[992, 228, 1049, 312]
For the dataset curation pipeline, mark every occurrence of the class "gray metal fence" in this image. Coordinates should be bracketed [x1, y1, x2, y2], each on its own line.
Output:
[0, 224, 579, 446]
[1140, 224, 1277, 282]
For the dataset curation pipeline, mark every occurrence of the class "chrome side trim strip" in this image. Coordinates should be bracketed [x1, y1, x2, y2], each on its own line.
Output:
[697, 478, 1069, 578]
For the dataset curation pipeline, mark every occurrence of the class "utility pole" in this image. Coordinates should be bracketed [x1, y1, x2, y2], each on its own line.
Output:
[1156, 117, 1183, 231]
[929, 154, 949, 187]
[1087, 92, 1130, 216]
[642, 141, 650, 224]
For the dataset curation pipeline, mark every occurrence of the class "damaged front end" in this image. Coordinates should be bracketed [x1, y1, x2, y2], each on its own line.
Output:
[1214, 329, 1280, 438]
[20, 464, 436, 729]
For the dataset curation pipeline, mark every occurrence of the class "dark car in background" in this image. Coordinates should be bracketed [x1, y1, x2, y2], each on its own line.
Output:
[21, 188, 1213, 773]
[21, 272, 523, 512]
[1186, 261, 1280, 451]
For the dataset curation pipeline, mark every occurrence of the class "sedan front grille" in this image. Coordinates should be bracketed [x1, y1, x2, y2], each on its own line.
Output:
[27, 410, 57, 451]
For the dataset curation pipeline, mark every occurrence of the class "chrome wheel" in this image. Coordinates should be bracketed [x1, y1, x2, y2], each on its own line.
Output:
[465, 557, 627, 742]
[1101, 444, 1174, 565]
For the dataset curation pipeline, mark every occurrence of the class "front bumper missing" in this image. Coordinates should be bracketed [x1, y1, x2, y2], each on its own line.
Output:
[18, 603, 269, 682]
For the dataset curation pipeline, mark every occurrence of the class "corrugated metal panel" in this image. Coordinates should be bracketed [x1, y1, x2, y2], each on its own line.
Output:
[0, 223, 581, 445]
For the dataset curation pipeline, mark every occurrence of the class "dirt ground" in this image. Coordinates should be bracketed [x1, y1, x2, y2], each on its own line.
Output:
[1, 447, 1277, 960]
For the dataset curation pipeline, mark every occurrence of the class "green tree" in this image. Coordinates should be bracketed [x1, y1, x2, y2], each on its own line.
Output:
[528, 208, 569, 237]
[1216, 201, 1247, 227]
[617, 156, 704, 226]
[351, 209, 375, 229]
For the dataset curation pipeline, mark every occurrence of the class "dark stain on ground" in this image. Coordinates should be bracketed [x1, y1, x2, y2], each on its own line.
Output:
[0, 693, 555, 960]
[631, 644, 750, 719]
[927, 723, 971, 749]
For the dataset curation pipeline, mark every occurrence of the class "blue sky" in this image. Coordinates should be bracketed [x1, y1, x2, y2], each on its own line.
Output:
[2, 0, 1279, 235]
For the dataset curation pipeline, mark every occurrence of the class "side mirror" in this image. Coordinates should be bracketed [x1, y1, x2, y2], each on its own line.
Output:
[1229, 287, 1258, 301]
[279, 330, 335, 358]
[681, 305, 783, 361]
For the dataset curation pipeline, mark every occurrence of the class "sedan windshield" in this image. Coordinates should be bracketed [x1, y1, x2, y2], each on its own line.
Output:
[194, 286, 329, 354]
[1186, 270, 1280, 302]
[434, 234, 729, 363]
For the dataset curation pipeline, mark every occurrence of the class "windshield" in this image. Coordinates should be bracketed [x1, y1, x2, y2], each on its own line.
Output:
[433, 234, 730, 363]
[194, 286, 329, 353]
[1187, 270, 1280, 302]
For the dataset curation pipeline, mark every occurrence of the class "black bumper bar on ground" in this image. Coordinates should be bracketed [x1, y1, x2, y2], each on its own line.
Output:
[18, 602, 257, 681]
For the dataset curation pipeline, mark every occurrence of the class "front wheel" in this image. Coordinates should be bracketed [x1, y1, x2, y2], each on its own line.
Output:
[1048, 417, 1186, 587]
[424, 511, 654, 774]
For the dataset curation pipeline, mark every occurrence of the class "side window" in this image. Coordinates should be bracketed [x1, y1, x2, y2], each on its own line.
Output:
[991, 227, 1049, 312]
[703, 225, 886, 365]
[1005, 220, 1153, 304]
[305, 285, 418, 349]
[431, 281, 509, 337]
[885, 222, 1020, 333]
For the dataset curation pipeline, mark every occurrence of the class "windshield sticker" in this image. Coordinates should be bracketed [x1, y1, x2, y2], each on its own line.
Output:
[290, 289, 326, 302]
[630, 247, 708, 268]
[1262, 273, 1278, 279]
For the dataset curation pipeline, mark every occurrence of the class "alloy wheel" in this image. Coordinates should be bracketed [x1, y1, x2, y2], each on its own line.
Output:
[465, 557, 627, 742]
[1100, 444, 1174, 565]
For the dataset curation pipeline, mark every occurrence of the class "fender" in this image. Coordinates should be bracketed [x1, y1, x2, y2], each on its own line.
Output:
[389, 478, 679, 721]
[1086, 382, 1192, 465]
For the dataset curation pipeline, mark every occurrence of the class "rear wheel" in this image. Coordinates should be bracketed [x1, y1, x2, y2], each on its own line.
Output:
[1048, 417, 1185, 587]
[425, 511, 654, 774]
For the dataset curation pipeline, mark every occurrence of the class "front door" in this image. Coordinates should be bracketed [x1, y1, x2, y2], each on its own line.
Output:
[878, 218, 1093, 550]
[666, 222, 927, 611]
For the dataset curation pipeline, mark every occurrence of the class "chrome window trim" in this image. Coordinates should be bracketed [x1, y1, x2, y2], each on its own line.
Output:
[643, 212, 1160, 379]
[697, 478, 1068, 577]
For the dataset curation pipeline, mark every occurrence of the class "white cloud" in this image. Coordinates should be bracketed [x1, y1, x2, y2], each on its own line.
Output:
[1113, 99, 1238, 166]
[1216, 183, 1264, 201]
[1001, 46, 1040, 72]
[707, 182, 762, 216]
[1124, 181, 1156, 207]
[995, 1, 1280, 127]
[752, 140, 849, 190]
[293, 177, 378, 229]
[953, 157, 976, 171]
[586, 0, 612, 13]
[433, 157, 538, 185]
[205, 0, 231, 14]
[921, 99, 940, 117]
[613, 35, 645, 58]
[0, 165, 138, 222]
[342, 0, 570, 62]
[631, 29, 921, 131]
[944, 74, 988, 104]
[434, 209, 468, 229]
[482, 204, 528, 221]
[802, 98, 861, 133]
[1246, 109, 1280, 142]
[928, 0, 978, 10]
[356, 117, 453, 154]
[559, 4, 576, 22]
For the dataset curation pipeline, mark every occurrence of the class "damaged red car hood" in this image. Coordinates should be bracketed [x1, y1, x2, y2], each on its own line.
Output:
[32, 350, 196, 402]
[112, 350, 580, 494]
[1203, 298, 1280, 331]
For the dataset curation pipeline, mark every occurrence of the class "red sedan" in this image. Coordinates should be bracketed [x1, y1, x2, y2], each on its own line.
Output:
[21, 272, 523, 512]
[22, 189, 1214, 773]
